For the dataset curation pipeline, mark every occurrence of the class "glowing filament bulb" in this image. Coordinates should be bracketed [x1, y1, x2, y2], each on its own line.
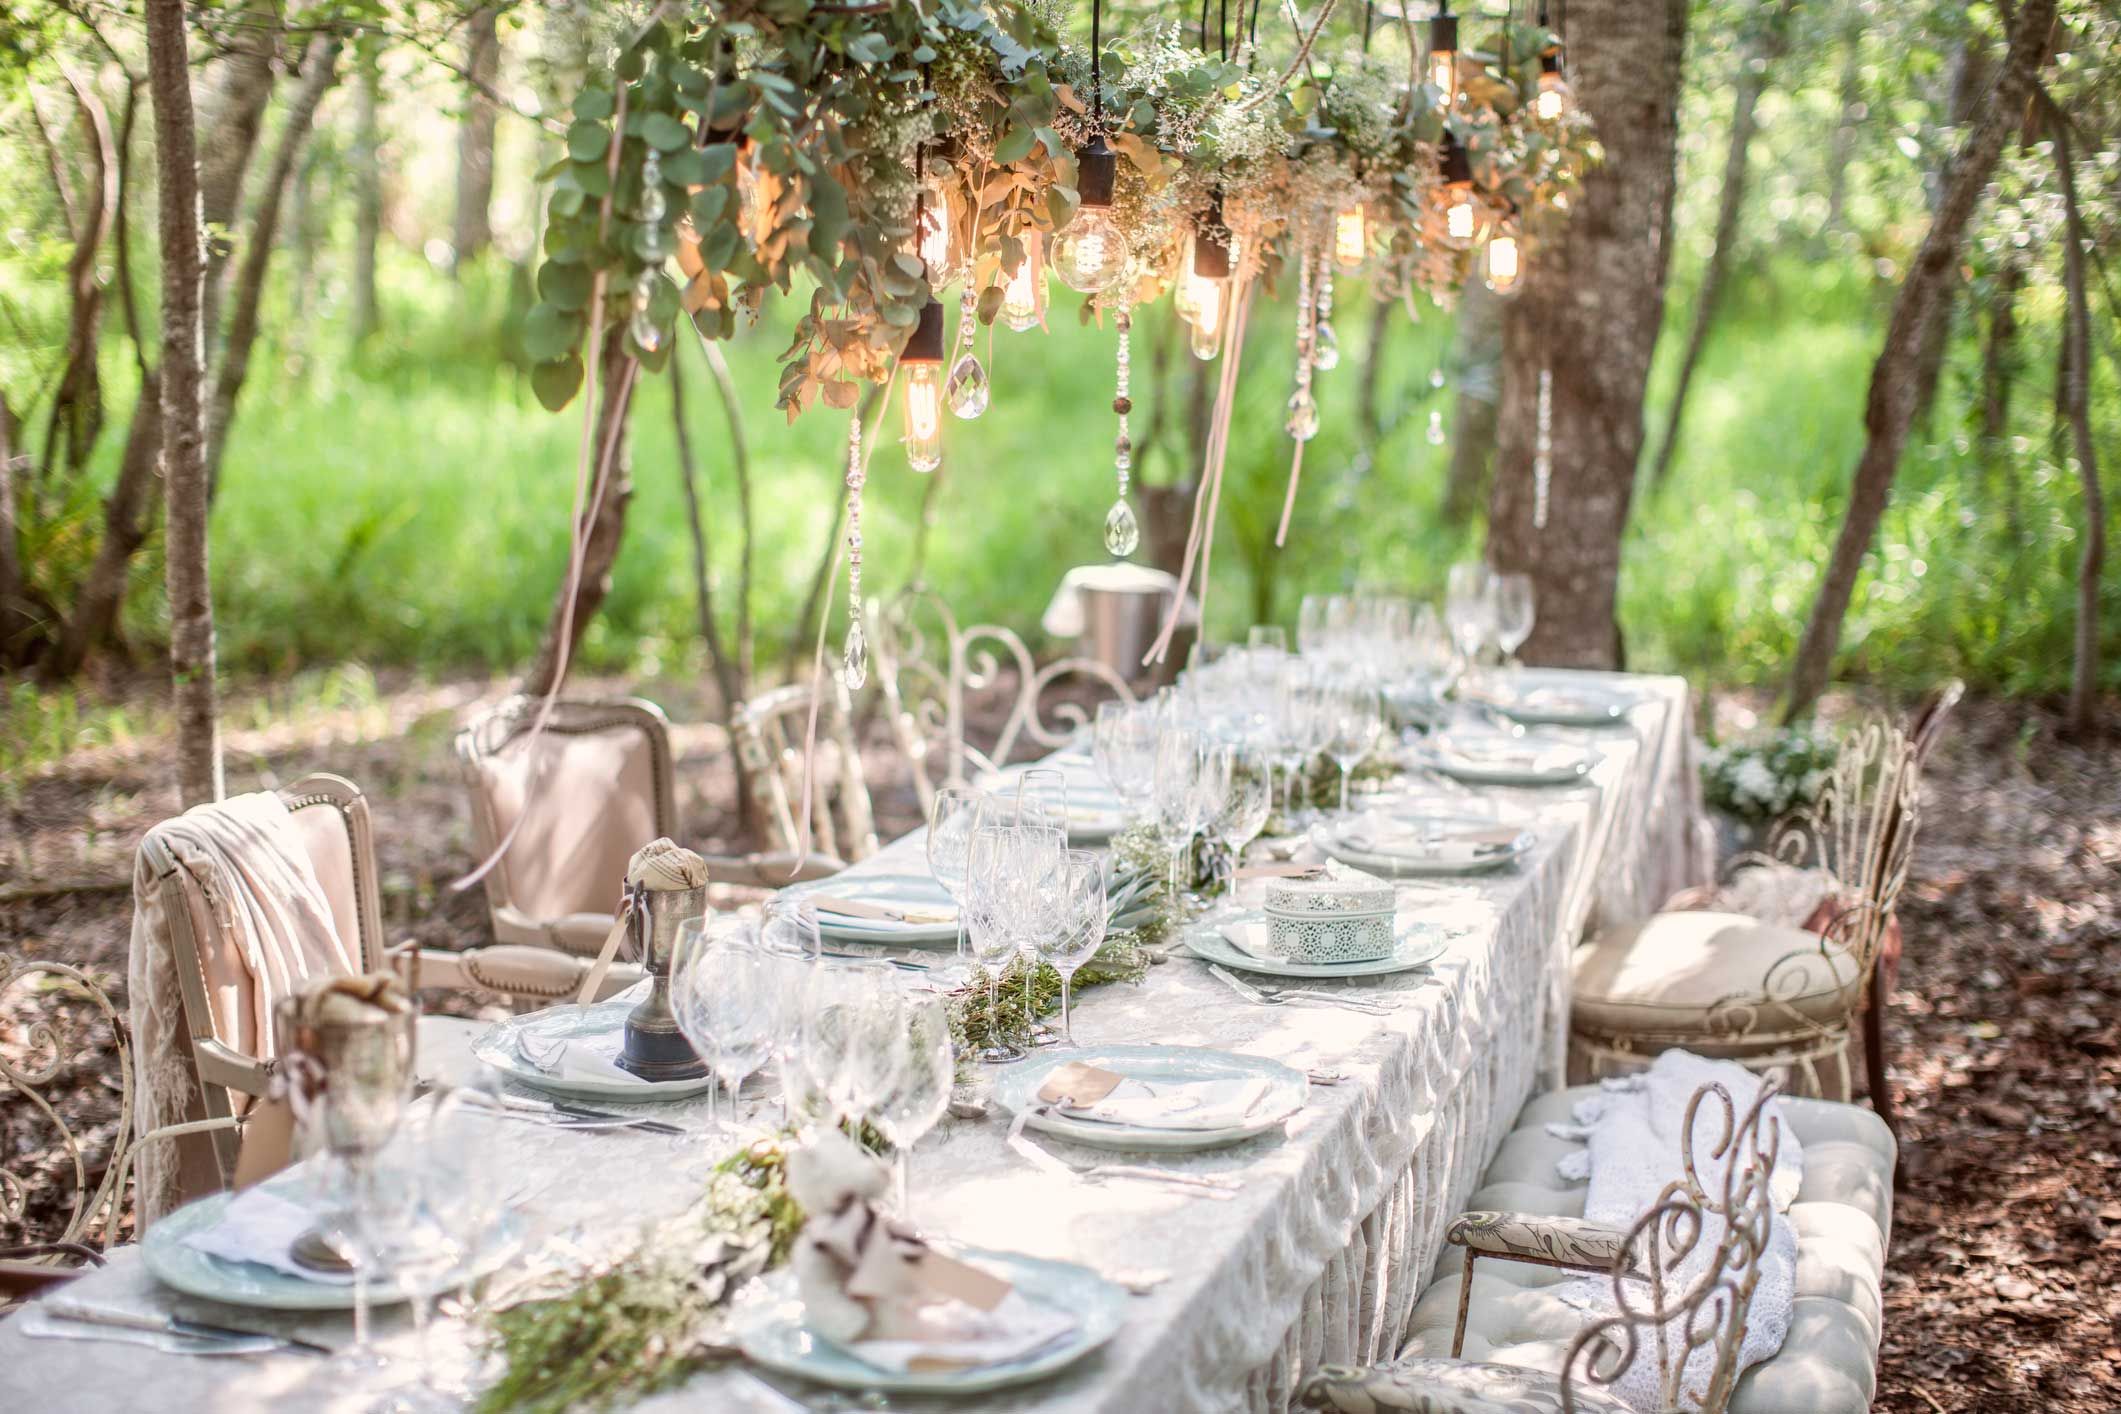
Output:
[917, 176, 956, 280]
[1052, 207, 1128, 294]
[1185, 275, 1224, 360]
[1535, 76, 1566, 121]
[1334, 205, 1368, 268]
[1446, 189, 1476, 244]
[1002, 233, 1047, 331]
[1430, 49, 1456, 93]
[1483, 230, 1521, 294]
[903, 364, 943, 472]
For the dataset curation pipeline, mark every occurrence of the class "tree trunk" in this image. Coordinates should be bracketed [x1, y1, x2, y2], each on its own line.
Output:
[452, 5, 500, 268]
[0, 397, 35, 660]
[1356, 292, 1392, 444]
[44, 370, 163, 680]
[1648, 0, 1795, 491]
[45, 68, 117, 479]
[1978, 258, 2024, 539]
[204, 37, 340, 499]
[351, 60, 383, 346]
[2049, 101, 2104, 737]
[1906, 39, 1994, 440]
[522, 327, 638, 698]
[1782, 0, 2057, 721]
[1823, 9, 1863, 237]
[1442, 277, 1503, 524]
[148, 0, 223, 806]
[1486, 0, 1690, 669]
[194, 0, 278, 360]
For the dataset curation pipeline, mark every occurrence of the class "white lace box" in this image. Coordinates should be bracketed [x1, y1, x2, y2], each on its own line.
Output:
[1264, 863, 1398, 963]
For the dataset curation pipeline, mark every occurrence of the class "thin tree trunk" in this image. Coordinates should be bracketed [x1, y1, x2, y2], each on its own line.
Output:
[452, 5, 500, 268]
[1906, 40, 1994, 440]
[44, 371, 163, 680]
[1648, 0, 1794, 490]
[1823, 9, 1863, 237]
[1487, 0, 1690, 669]
[195, 0, 278, 360]
[703, 339, 756, 682]
[1442, 277, 1502, 524]
[522, 327, 638, 698]
[0, 397, 33, 659]
[1979, 258, 2024, 540]
[1356, 292, 1392, 444]
[351, 60, 382, 346]
[1782, 0, 2057, 721]
[204, 36, 340, 499]
[2048, 100, 2104, 736]
[148, 0, 223, 805]
[45, 68, 117, 478]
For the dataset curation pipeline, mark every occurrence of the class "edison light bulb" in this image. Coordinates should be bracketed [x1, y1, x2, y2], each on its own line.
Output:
[1185, 276, 1224, 360]
[1334, 205, 1368, 268]
[1445, 189, 1476, 245]
[1535, 76, 1567, 121]
[1482, 230, 1522, 295]
[903, 364, 943, 472]
[1429, 49, 1456, 94]
[1052, 207, 1128, 294]
[1002, 233, 1047, 331]
[917, 176, 955, 281]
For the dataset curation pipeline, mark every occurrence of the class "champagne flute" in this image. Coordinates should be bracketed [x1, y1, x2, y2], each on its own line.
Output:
[925, 786, 987, 972]
[1014, 766, 1069, 842]
[1445, 561, 1495, 673]
[1212, 750, 1274, 899]
[1327, 679, 1383, 814]
[1037, 851, 1108, 1047]
[1492, 572, 1535, 667]
[1093, 701, 1157, 816]
[872, 994, 955, 1212]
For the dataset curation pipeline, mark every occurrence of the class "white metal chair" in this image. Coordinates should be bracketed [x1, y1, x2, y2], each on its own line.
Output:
[729, 682, 876, 867]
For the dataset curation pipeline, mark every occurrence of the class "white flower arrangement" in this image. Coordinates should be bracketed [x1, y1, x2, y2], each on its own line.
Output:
[1701, 728, 1840, 824]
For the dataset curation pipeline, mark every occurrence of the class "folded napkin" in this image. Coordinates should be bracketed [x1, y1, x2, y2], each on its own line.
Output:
[1039, 1062, 1272, 1131]
[786, 1129, 1077, 1373]
[1220, 920, 1287, 962]
[180, 1185, 355, 1284]
[519, 1016, 643, 1085]
[810, 895, 957, 926]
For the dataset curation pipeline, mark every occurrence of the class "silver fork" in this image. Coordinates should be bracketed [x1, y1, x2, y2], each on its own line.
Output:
[1006, 1112, 1241, 1198]
[1207, 964, 1392, 1015]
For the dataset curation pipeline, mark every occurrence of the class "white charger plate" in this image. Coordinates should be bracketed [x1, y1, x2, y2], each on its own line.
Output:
[735, 1248, 1125, 1395]
[471, 1000, 718, 1101]
[143, 1191, 523, 1311]
[1469, 680, 1637, 727]
[992, 1043, 1307, 1152]
[1309, 814, 1534, 876]
[1425, 731, 1601, 786]
[1187, 914, 1449, 979]
[791, 873, 964, 947]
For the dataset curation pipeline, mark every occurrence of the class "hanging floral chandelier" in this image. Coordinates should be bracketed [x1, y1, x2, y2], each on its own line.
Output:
[533, 0, 1592, 677]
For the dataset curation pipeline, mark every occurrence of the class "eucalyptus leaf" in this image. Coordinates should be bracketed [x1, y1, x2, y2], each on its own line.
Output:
[523, 302, 583, 361]
[566, 119, 609, 163]
[531, 354, 585, 411]
[642, 111, 690, 151]
[538, 261, 594, 311]
[994, 125, 1037, 165]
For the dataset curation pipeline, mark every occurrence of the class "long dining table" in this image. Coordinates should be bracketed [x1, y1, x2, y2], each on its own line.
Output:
[0, 668, 1706, 1414]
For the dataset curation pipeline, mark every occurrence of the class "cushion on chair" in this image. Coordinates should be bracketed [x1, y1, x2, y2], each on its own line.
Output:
[1300, 1358, 1635, 1414]
[1571, 911, 1861, 1036]
[1402, 1085, 1894, 1414]
[471, 725, 659, 926]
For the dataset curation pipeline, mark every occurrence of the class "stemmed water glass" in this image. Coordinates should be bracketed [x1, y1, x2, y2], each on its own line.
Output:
[1491, 573, 1535, 667]
[926, 786, 988, 971]
[872, 993, 955, 1212]
[1211, 750, 1274, 898]
[1152, 728, 1211, 903]
[755, 928, 815, 1126]
[1014, 766, 1069, 841]
[1092, 701, 1157, 819]
[673, 922, 775, 1138]
[762, 895, 820, 961]
[799, 958, 908, 1124]
[1326, 679, 1383, 813]
[1037, 850, 1108, 1047]
[1445, 561, 1495, 671]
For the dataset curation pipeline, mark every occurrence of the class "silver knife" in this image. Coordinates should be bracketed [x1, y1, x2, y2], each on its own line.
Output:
[43, 1300, 329, 1355]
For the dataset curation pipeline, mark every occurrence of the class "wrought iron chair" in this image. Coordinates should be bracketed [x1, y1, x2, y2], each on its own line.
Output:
[729, 682, 876, 867]
[1567, 686, 1960, 1106]
[1301, 1076, 1892, 1413]
[868, 582, 1137, 817]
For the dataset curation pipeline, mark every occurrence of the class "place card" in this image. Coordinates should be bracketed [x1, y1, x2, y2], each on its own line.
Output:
[1037, 1061, 1127, 1107]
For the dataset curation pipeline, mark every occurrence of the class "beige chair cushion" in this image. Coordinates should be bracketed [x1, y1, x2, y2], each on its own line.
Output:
[1301, 1358, 1635, 1413]
[471, 724, 658, 934]
[1401, 1085, 1895, 1414]
[1571, 911, 1861, 1036]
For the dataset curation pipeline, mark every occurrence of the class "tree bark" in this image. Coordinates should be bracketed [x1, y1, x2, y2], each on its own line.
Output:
[1648, 0, 1795, 491]
[1442, 277, 1502, 524]
[148, 0, 224, 806]
[1356, 292, 1392, 444]
[44, 370, 163, 680]
[522, 327, 638, 699]
[1486, 0, 1690, 669]
[452, 5, 500, 268]
[1782, 0, 2056, 721]
[0, 397, 35, 660]
[45, 68, 117, 479]
[204, 36, 340, 499]
[1823, 9, 1863, 237]
[1978, 258, 2024, 539]
[351, 59, 383, 346]
[194, 0, 279, 360]
[2048, 100, 2104, 736]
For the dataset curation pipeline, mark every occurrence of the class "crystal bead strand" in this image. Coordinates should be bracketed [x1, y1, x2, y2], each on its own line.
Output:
[841, 413, 869, 688]
[1312, 254, 1341, 371]
[1284, 228, 1320, 442]
[1533, 364, 1553, 530]
[630, 150, 666, 353]
[1104, 309, 1141, 556]
[946, 286, 990, 418]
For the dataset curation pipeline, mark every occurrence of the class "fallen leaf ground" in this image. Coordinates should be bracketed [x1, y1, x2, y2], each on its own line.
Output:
[3, 673, 2114, 1410]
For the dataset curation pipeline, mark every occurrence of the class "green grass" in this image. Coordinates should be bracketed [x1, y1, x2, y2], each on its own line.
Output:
[12, 246, 2121, 756]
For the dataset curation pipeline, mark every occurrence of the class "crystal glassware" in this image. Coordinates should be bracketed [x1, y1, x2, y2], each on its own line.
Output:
[1492, 572, 1535, 666]
[872, 993, 955, 1212]
[1212, 750, 1274, 896]
[1036, 850, 1108, 1047]
[1327, 679, 1383, 813]
[800, 958, 908, 1122]
[925, 786, 988, 971]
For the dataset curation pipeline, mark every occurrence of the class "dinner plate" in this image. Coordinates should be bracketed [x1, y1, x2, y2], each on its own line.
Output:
[734, 1248, 1127, 1395]
[471, 1000, 719, 1101]
[1467, 679, 1636, 728]
[1425, 731, 1600, 786]
[1187, 914, 1450, 979]
[974, 766, 1134, 843]
[1309, 814, 1534, 876]
[791, 872, 964, 947]
[991, 1043, 1308, 1152]
[143, 1191, 523, 1311]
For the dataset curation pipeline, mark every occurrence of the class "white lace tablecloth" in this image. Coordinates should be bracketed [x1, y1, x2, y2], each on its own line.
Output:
[0, 671, 1702, 1414]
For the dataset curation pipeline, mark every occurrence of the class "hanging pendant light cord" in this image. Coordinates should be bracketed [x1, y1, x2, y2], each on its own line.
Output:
[1089, 0, 1102, 119]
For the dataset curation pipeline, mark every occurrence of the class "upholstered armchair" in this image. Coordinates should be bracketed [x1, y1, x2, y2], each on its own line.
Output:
[1301, 1078, 1894, 1414]
[1567, 685, 1960, 1107]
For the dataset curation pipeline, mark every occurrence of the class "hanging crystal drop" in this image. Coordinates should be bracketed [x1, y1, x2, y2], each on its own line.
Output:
[841, 614, 869, 690]
[1426, 409, 1447, 446]
[1286, 390, 1320, 442]
[1104, 498, 1141, 557]
[945, 354, 989, 419]
[1312, 320, 1341, 371]
[1429, 365, 1447, 390]
[629, 272, 663, 352]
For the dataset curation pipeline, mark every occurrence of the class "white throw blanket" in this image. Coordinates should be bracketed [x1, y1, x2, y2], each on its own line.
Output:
[129, 792, 355, 1223]
[1546, 1051, 1801, 1412]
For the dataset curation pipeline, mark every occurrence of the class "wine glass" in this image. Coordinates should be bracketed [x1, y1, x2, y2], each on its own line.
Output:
[1188, 739, 1236, 905]
[1445, 561, 1495, 671]
[1092, 701, 1157, 815]
[872, 993, 955, 1212]
[925, 786, 988, 971]
[1037, 850, 1108, 1047]
[702, 935, 774, 1133]
[1492, 572, 1535, 666]
[1014, 766, 1069, 842]
[1212, 750, 1273, 898]
[1152, 727, 1209, 903]
[1005, 822, 1066, 1036]
[761, 896, 821, 961]
[1326, 679, 1383, 813]
[755, 932, 816, 1126]
[1247, 624, 1288, 654]
[799, 958, 907, 1123]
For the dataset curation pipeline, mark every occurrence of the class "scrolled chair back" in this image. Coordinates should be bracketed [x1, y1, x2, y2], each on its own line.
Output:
[455, 695, 675, 956]
[729, 681, 877, 865]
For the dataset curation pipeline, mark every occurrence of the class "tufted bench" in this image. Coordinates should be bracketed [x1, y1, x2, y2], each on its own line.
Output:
[1361, 1084, 1894, 1414]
